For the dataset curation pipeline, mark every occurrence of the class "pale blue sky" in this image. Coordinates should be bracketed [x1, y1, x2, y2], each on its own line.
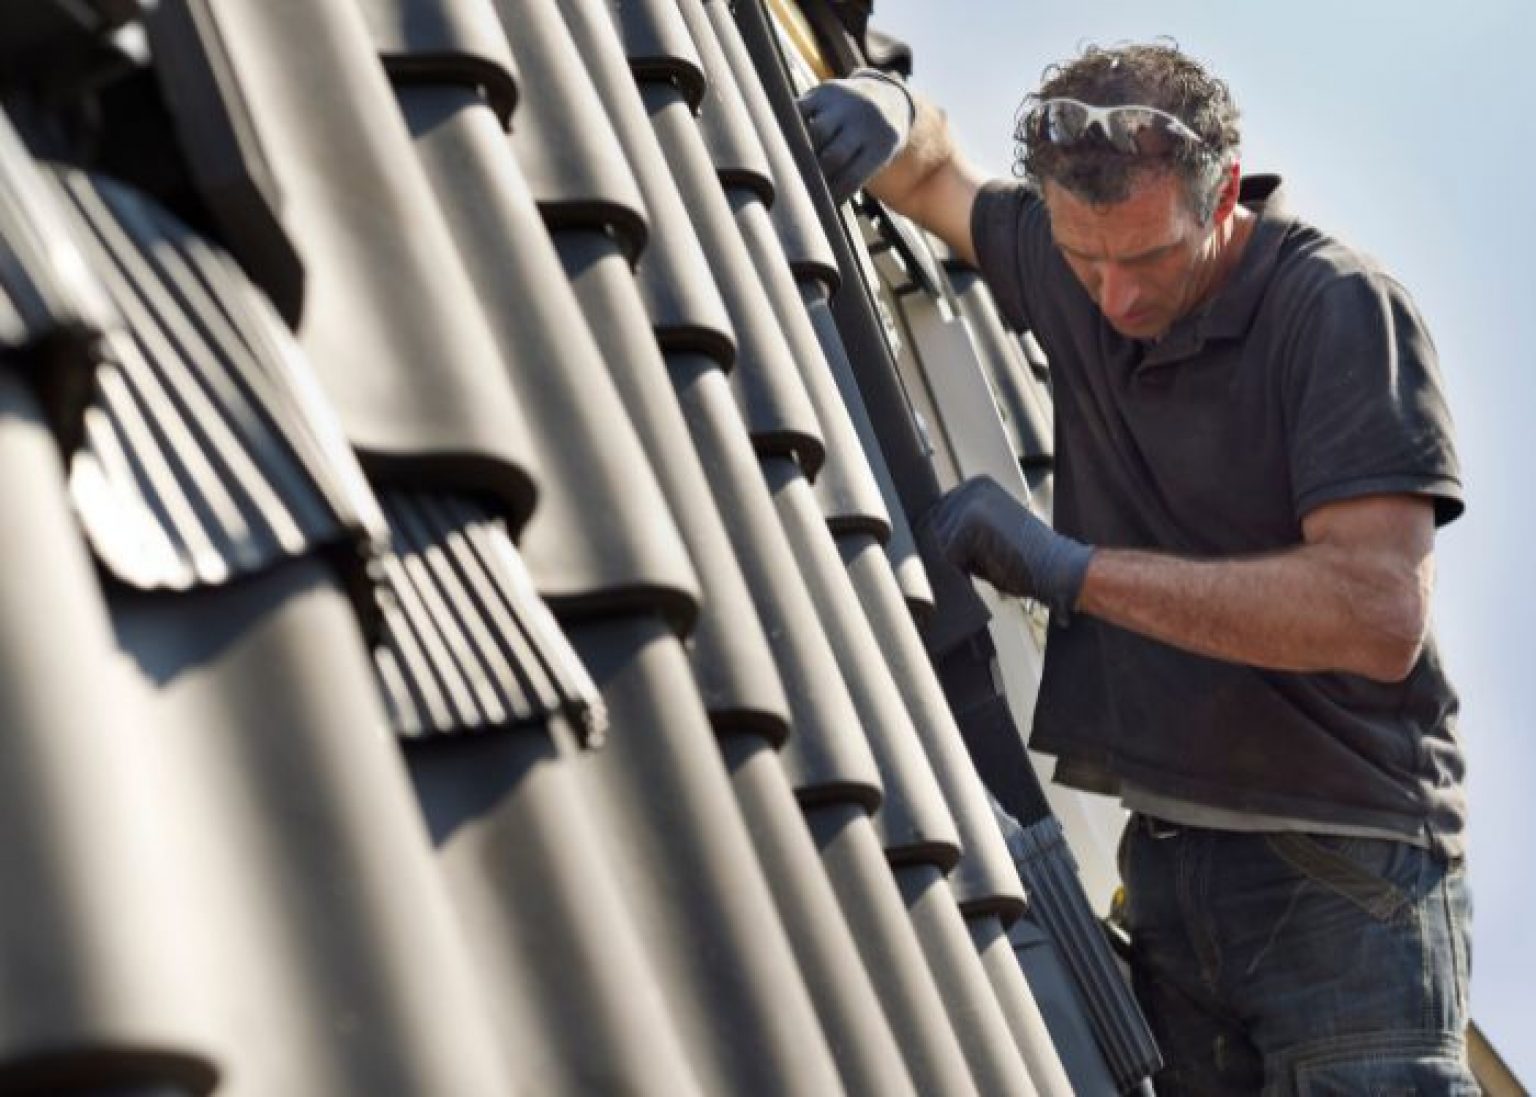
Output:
[872, 0, 1536, 1074]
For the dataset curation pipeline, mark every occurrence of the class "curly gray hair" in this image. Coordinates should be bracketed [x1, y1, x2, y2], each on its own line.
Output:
[1014, 41, 1242, 222]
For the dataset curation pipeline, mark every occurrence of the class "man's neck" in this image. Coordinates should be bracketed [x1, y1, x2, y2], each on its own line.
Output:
[1197, 203, 1257, 309]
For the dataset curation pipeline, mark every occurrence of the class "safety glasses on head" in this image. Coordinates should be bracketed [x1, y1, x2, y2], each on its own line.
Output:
[1017, 97, 1204, 156]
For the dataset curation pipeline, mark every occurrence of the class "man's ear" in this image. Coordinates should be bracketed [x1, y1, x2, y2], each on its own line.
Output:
[1212, 161, 1242, 223]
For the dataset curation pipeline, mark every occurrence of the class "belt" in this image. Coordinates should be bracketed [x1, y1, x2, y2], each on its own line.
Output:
[1131, 813, 1184, 840]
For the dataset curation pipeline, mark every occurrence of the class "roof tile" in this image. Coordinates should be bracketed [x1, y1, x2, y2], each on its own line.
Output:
[0, 368, 217, 1095]
[898, 861, 1037, 1096]
[645, 81, 827, 472]
[561, 0, 735, 361]
[672, 362, 883, 804]
[499, 0, 649, 258]
[564, 614, 847, 1097]
[150, 0, 541, 527]
[111, 554, 521, 1096]
[705, 0, 838, 290]
[356, 0, 520, 125]
[613, 0, 708, 109]
[57, 169, 385, 600]
[406, 723, 705, 1096]
[398, 83, 699, 623]
[559, 233, 791, 740]
[768, 457, 961, 863]
[375, 490, 606, 742]
[809, 800, 985, 1097]
[0, 0, 1165, 1091]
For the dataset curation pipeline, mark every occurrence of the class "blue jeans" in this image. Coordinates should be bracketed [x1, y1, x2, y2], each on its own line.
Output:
[1119, 816, 1475, 1095]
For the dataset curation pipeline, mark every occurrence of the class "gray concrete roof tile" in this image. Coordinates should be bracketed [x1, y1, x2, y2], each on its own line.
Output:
[357, 0, 520, 125]
[0, 0, 1148, 1091]
[150, 0, 541, 528]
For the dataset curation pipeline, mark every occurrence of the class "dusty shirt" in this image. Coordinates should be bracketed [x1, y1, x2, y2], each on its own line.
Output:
[971, 174, 1467, 857]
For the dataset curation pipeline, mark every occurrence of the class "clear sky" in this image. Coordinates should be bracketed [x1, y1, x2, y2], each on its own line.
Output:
[871, 0, 1536, 1076]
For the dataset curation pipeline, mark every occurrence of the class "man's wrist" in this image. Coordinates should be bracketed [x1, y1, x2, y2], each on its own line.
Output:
[1041, 531, 1095, 621]
[849, 67, 916, 131]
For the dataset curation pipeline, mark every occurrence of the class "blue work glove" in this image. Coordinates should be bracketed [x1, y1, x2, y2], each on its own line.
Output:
[923, 475, 1094, 618]
[796, 68, 915, 203]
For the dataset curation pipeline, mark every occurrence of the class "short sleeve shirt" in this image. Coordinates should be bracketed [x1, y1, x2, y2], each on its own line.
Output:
[970, 175, 1467, 856]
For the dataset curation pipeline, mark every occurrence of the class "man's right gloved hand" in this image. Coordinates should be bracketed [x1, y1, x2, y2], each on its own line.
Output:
[796, 69, 915, 203]
[921, 475, 1095, 619]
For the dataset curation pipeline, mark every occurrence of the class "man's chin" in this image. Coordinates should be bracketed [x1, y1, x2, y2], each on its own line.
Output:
[1108, 314, 1168, 340]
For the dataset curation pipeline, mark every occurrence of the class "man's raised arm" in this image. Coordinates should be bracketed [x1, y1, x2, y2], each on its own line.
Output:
[798, 73, 990, 265]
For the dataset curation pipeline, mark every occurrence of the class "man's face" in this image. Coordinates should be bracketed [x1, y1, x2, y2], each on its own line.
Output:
[1042, 171, 1220, 341]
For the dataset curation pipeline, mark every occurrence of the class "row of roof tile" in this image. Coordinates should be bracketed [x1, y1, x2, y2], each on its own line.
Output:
[0, 0, 1153, 1093]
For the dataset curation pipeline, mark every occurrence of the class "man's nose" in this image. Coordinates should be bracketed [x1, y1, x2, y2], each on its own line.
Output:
[1097, 265, 1140, 321]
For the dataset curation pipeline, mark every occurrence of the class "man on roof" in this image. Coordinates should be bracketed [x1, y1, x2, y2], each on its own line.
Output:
[799, 42, 1473, 1094]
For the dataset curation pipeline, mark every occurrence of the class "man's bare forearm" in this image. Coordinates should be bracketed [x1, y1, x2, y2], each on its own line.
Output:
[863, 96, 986, 264]
[865, 97, 953, 210]
[1076, 542, 1432, 682]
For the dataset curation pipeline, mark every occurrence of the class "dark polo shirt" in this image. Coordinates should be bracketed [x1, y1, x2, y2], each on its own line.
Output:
[971, 175, 1467, 857]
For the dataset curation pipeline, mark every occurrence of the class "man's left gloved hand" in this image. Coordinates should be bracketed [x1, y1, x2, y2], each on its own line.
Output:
[797, 69, 915, 203]
[922, 475, 1095, 618]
